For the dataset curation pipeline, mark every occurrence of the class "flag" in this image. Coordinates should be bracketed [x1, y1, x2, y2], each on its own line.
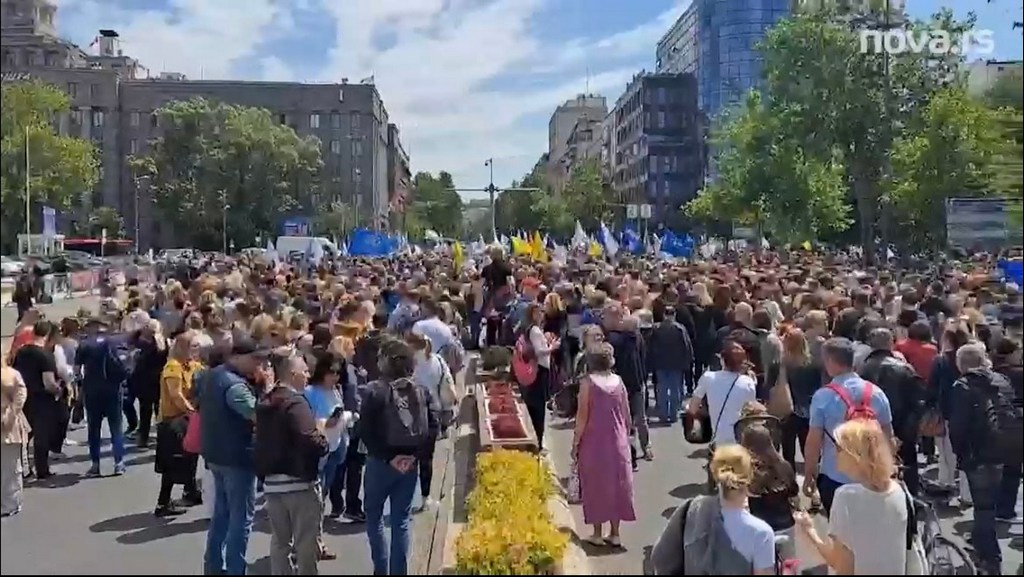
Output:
[552, 243, 568, 264]
[571, 220, 588, 249]
[265, 238, 279, 266]
[530, 231, 548, 263]
[622, 227, 643, 255]
[801, 240, 812, 251]
[599, 221, 618, 258]
[424, 229, 440, 242]
[886, 246, 896, 260]
[512, 236, 531, 257]
[453, 241, 465, 270]
[588, 240, 603, 258]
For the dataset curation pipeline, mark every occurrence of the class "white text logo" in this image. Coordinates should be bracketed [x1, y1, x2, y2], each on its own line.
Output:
[858, 29, 995, 56]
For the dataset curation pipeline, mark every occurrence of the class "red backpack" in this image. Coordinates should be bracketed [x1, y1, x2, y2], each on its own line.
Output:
[825, 381, 878, 423]
[511, 333, 538, 387]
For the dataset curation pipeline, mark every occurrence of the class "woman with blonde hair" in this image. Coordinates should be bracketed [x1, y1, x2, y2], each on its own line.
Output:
[652, 444, 777, 574]
[0, 354, 30, 516]
[795, 418, 909, 575]
[154, 330, 204, 517]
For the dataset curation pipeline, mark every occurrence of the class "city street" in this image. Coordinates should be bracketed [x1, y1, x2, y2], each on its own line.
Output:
[545, 404, 1024, 576]
[0, 423, 448, 575]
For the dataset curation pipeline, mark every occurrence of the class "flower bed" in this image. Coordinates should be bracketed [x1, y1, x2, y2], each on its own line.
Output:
[485, 381, 515, 397]
[486, 397, 518, 415]
[455, 450, 568, 575]
[488, 414, 528, 440]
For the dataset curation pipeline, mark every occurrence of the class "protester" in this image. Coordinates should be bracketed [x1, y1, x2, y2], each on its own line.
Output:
[154, 330, 203, 516]
[571, 343, 636, 547]
[648, 304, 693, 424]
[132, 319, 168, 449]
[75, 317, 131, 477]
[1, 354, 29, 516]
[12, 321, 62, 480]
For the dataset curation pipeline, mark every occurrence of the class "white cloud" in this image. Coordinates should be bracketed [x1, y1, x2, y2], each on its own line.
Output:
[54, 0, 687, 197]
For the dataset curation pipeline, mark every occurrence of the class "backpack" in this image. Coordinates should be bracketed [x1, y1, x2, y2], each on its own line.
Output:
[512, 333, 538, 387]
[382, 377, 431, 448]
[438, 340, 465, 375]
[822, 381, 878, 445]
[967, 370, 1024, 463]
[85, 336, 132, 392]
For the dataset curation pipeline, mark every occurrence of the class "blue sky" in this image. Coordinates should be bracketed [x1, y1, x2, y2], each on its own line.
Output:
[53, 0, 1022, 200]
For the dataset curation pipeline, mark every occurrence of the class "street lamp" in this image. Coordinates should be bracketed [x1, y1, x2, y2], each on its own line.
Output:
[221, 190, 230, 255]
[133, 174, 150, 254]
[447, 158, 540, 242]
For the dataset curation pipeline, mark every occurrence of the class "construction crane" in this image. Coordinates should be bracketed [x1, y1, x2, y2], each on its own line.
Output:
[448, 158, 539, 242]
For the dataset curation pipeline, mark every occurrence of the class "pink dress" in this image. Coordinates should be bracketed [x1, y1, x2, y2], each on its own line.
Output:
[577, 373, 637, 525]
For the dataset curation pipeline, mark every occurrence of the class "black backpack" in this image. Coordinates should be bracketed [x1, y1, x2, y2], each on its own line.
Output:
[968, 370, 1024, 463]
[382, 377, 430, 448]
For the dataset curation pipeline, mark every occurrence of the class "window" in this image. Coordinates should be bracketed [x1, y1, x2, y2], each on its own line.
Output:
[350, 112, 361, 130]
[351, 139, 363, 156]
[331, 112, 342, 129]
[92, 109, 105, 128]
[353, 167, 362, 185]
[70, 109, 82, 125]
[329, 140, 341, 154]
[130, 111, 140, 127]
[90, 84, 99, 99]
[67, 82, 78, 98]
[309, 113, 320, 129]
[657, 111, 666, 129]
[129, 139, 138, 154]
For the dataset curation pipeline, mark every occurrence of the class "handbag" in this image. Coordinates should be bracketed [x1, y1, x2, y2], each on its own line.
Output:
[918, 408, 945, 437]
[767, 364, 794, 419]
[684, 375, 740, 445]
[182, 412, 202, 454]
[567, 461, 581, 504]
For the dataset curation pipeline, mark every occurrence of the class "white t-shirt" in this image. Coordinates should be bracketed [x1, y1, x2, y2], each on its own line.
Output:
[692, 370, 757, 445]
[829, 482, 908, 575]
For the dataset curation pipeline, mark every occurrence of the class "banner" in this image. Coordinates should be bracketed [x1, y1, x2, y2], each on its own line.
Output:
[42, 206, 56, 237]
[347, 228, 398, 257]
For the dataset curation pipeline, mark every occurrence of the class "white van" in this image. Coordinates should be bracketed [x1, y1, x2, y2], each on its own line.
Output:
[275, 236, 338, 261]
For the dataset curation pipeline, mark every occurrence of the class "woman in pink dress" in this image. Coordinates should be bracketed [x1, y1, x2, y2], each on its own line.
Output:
[571, 342, 637, 547]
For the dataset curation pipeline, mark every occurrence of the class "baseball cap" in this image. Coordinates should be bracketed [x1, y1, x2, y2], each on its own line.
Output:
[231, 336, 271, 358]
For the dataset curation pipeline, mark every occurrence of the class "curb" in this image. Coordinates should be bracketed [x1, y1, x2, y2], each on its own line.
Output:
[543, 453, 593, 575]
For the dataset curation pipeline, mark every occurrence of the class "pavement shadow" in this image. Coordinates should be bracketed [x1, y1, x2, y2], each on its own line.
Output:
[323, 519, 367, 536]
[569, 530, 627, 557]
[668, 483, 706, 501]
[248, 555, 271, 576]
[90, 511, 162, 533]
[687, 447, 710, 459]
[550, 420, 575, 431]
[661, 506, 678, 520]
[116, 517, 210, 545]
[29, 472, 81, 489]
[125, 453, 156, 467]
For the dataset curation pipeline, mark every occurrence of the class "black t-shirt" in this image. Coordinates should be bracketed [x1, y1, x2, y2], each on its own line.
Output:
[481, 261, 512, 290]
[12, 344, 56, 398]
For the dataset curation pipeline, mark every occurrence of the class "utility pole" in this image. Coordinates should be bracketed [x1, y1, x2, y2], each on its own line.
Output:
[133, 173, 150, 254]
[221, 190, 230, 254]
[24, 126, 31, 255]
[450, 158, 539, 242]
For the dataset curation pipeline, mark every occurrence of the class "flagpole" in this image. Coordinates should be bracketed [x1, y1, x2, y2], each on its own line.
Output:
[25, 126, 31, 253]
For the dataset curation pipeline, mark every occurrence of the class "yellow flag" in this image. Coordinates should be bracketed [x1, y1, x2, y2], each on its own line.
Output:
[588, 240, 603, 258]
[530, 231, 548, 263]
[512, 236, 530, 257]
[801, 240, 812, 251]
[453, 241, 465, 270]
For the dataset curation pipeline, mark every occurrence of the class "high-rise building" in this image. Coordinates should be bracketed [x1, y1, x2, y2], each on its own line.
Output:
[609, 72, 703, 227]
[966, 59, 1023, 97]
[546, 94, 607, 192]
[656, 3, 699, 76]
[387, 123, 412, 227]
[1, 0, 402, 249]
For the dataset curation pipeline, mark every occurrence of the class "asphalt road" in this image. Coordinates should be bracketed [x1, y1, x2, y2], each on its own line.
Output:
[545, 397, 1024, 576]
[0, 425, 448, 575]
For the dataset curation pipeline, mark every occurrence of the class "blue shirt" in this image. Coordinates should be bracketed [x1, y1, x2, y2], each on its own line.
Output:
[809, 372, 893, 484]
[304, 384, 342, 421]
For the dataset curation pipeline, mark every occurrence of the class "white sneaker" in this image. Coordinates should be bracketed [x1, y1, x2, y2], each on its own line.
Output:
[419, 497, 436, 512]
[64, 439, 81, 447]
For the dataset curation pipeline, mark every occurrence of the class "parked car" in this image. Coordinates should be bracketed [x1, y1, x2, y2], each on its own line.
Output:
[1, 255, 25, 277]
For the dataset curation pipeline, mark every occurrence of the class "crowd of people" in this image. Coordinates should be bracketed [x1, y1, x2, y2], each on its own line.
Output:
[0, 244, 1022, 576]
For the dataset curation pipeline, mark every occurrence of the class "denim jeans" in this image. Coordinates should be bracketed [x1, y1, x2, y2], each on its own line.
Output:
[364, 456, 418, 575]
[320, 445, 346, 491]
[84, 392, 125, 465]
[204, 464, 257, 576]
[965, 463, 1003, 569]
[468, 309, 482, 349]
[654, 370, 683, 422]
[997, 458, 1022, 518]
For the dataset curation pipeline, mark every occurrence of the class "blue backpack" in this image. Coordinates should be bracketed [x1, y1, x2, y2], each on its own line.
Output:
[83, 336, 132, 392]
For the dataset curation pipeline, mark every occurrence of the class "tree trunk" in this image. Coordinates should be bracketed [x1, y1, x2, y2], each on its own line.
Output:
[852, 165, 878, 266]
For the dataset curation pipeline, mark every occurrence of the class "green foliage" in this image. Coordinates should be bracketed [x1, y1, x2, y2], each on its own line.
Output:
[0, 81, 99, 251]
[88, 206, 125, 239]
[688, 8, 1017, 256]
[495, 158, 612, 237]
[131, 97, 322, 250]
[311, 201, 352, 237]
[407, 171, 463, 238]
[888, 87, 1011, 250]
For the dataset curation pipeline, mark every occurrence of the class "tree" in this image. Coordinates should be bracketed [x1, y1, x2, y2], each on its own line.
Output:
[408, 171, 464, 237]
[311, 201, 352, 237]
[88, 206, 125, 239]
[560, 158, 613, 233]
[755, 9, 971, 260]
[0, 81, 99, 251]
[131, 97, 322, 250]
[687, 92, 851, 243]
[982, 74, 1024, 202]
[887, 87, 1012, 250]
